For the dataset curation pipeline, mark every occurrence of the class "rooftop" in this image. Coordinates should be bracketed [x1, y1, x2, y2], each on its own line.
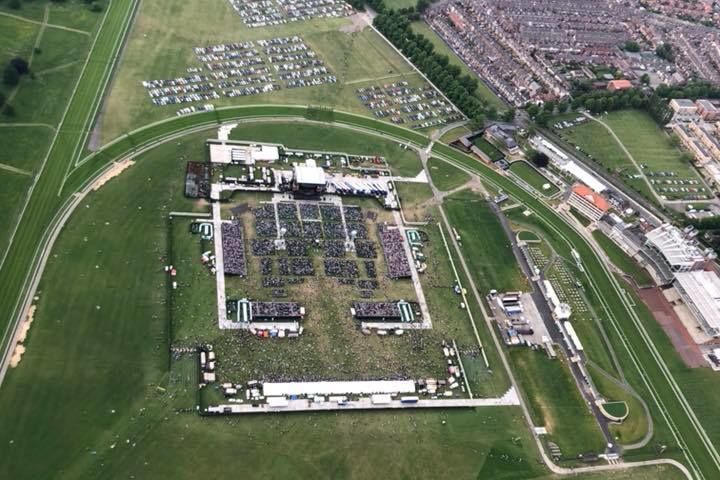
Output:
[674, 271, 720, 335]
[294, 164, 326, 186]
[645, 224, 706, 268]
[571, 184, 610, 211]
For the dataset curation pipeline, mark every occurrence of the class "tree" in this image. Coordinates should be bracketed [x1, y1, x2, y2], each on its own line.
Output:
[9, 0, 20, 9]
[529, 150, 549, 168]
[656, 43, 674, 62]
[3, 65, 19, 86]
[623, 41, 640, 52]
[526, 103, 540, 118]
[10, 57, 29, 75]
[2, 104, 15, 117]
[0, 91, 5, 108]
[640, 73, 650, 85]
[501, 108, 515, 122]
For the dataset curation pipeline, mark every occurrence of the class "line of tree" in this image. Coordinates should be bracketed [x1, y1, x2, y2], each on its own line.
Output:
[370, 10, 491, 127]
[655, 81, 720, 100]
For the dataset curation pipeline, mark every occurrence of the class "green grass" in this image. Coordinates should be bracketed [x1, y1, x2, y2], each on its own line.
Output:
[434, 141, 719, 475]
[473, 136, 504, 161]
[410, 21, 506, 111]
[228, 122, 423, 177]
[0, 126, 54, 173]
[427, 156, 470, 191]
[396, 181, 434, 221]
[439, 124, 471, 143]
[0, 128, 549, 479]
[384, 0, 418, 9]
[517, 230, 540, 242]
[509, 161, 559, 196]
[99, 0, 421, 143]
[592, 230, 653, 287]
[588, 366, 648, 446]
[444, 189, 527, 294]
[509, 349, 607, 458]
[0, 170, 33, 257]
[603, 401, 629, 418]
[554, 110, 706, 202]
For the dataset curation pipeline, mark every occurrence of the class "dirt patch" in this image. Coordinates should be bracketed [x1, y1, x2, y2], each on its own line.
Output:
[9, 305, 36, 368]
[9, 345, 25, 368]
[636, 287, 705, 368]
[340, 12, 371, 33]
[92, 159, 135, 191]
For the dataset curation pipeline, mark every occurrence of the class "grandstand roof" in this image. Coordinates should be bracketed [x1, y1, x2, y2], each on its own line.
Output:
[562, 161, 608, 193]
[571, 184, 610, 211]
[294, 164, 326, 186]
[645, 224, 706, 269]
[674, 271, 720, 335]
[263, 380, 416, 397]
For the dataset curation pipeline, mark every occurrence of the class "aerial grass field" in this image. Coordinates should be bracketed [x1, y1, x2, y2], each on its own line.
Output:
[589, 365, 648, 446]
[396, 181, 434, 221]
[444, 189, 528, 294]
[0, 1, 106, 261]
[0, 127, 548, 479]
[435, 142, 720, 475]
[99, 0, 425, 143]
[427, 156, 471, 191]
[509, 161, 559, 196]
[509, 348, 607, 458]
[554, 110, 706, 202]
[592, 230, 653, 287]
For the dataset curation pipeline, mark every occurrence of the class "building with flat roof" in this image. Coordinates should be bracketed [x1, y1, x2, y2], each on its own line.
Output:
[674, 271, 720, 337]
[529, 135, 608, 193]
[697, 99, 720, 121]
[670, 98, 698, 116]
[568, 183, 610, 221]
[292, 160, 327, 194]
[643, 224, 713, 280]
[208, 140, 280, 165]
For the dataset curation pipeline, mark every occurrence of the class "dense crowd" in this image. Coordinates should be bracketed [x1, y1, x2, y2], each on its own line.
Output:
[352, 301, 401, 319]
[278, 257, 315, 276]
[251, 238, 275, 256]
[323, 241, 346, 258]
[378, 226, 412, 279]
[252, 301, 303, 319]
[221, 221, 247, 276]
[324, 259, 359, 278]
[355, 241, 376, 259]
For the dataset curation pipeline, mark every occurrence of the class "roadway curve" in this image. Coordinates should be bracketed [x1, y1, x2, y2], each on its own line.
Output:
[0, 107, 701, 480]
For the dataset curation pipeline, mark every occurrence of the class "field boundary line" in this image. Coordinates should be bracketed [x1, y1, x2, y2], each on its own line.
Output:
[0, 163, 32, 176]
[0, 10, 90, 35]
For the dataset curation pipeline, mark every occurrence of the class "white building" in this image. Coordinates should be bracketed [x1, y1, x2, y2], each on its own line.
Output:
[208, 141, 280, 165]
[644, 224, 710, 273]
[674, 271, 720, 337]
[669, 98, 698, 118]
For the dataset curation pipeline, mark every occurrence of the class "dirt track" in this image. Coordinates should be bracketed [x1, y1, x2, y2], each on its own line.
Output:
[636, 287, 705, 368]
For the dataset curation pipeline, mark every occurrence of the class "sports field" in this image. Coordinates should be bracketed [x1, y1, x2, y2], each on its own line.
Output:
[554, 110, 708, 202]
[99, 0, 426, 144]
[509, 161, 559, 197]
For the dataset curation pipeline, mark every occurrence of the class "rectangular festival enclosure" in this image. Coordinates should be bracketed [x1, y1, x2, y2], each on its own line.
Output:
[263, 380, 416, 397]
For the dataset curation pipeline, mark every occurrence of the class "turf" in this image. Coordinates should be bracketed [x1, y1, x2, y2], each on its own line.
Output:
[592, 230, 653, 287]
[509, 161, 559, 196]
[589, 365, 648, 446]
[439, 124, 471, 143]
[553, 110, 706, 202]
[473, 136, 504, 161]
[444, 189, 527, 294]
[396, 181, 434, 222]
[0, 129, 547, 479]
[509, 348, 607, 458]
[427, 156, 471, 192]
[0, 125, 54, 173]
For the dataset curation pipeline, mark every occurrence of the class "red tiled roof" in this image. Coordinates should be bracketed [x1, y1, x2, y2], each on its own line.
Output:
[572, 184, 610, 211]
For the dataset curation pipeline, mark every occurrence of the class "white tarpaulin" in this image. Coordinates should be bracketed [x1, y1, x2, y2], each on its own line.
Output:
[263, 380, 416, 397]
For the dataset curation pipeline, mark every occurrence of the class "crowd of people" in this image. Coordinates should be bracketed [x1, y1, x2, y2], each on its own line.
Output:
[355, 241, 376, 259]
[252, 301, 303, 319]
[278, 257, 315, 276]
[324, 259, 359, 278]
[378, 226, 412, 279]
[352, 301, 401, 320]
[222, 221, 247, 276]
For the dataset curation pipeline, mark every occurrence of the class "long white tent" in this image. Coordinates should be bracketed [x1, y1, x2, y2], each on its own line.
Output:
[263, 380, 416, 397]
